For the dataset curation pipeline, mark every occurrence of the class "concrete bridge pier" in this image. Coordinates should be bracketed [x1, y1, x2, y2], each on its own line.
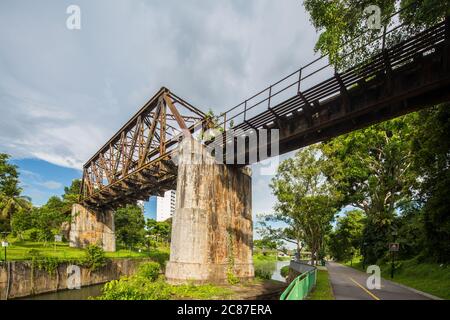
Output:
[165, 137, 254, 284]
[69, 203, 116, 252]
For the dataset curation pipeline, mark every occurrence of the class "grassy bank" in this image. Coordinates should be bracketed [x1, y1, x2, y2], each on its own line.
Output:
[344, 257, 449, 300]
[307, 270, 334, 300]
[1, 240, 168, 262]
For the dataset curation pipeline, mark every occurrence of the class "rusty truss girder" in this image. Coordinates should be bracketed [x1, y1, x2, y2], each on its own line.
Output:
[80, 15, 450, 211]
[80, 87, 207, 210]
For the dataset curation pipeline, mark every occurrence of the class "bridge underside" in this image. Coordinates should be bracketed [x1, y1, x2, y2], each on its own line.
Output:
[221, 22, 450, 163]
[70, 19, 449, 282]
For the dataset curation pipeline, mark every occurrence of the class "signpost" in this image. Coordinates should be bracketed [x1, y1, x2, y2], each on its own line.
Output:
[2, 241, 9, 263]
[389, 242, 399, 279]
[54, 234, 63, 251]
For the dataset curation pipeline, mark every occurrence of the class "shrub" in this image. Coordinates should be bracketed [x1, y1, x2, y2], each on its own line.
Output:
[98, 277, 232, 300]
[23, 228, 41, 241]
[27, 249, 59, 275]
[280, 265, 290, 278]
[138, 262, 160, 281]
[84, 245, 108, 270]
[99, 277, 171, 300]
[148, 250, 170, 268]
[226, 269, 240, 285]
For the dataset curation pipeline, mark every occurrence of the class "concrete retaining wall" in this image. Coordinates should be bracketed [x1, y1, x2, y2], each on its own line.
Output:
[286, 260, 316, 283]
[0, 258, 150, 300]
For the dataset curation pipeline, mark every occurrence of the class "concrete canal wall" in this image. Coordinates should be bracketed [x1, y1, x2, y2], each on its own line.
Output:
[0, 258, 150, 299]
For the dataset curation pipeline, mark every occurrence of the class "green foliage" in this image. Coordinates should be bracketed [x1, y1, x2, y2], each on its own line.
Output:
[262, 145, 339, 264]
[98, 276, 232, 300]
[0, 153, 31, 233]
[10, 209, 33, 239]
[115, 205, 146, 249]
[28, 249, 60, 275]
[25, 197, 70, 243]
[303, 1, 450, 264]
[253, 255, 276, 280]
[329, 210, 364, 261]
[226, 269, 240, 285]
[280, 265, 290, 278]
[253, 238, 281, 251]
[321, 116, 417, 264]
[137, 262, 160, 281]
[62, 179, 81, 211]
[409, 105, 450, 262]
[303, 0, 448, 67]
[84, 245, 108, 270]
[146, 218, 171, 244]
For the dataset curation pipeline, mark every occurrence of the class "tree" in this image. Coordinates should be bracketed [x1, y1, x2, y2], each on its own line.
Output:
[0, 153, 31, 233]
[329, 210, 365, 262]
[29, 196, 70, 242]
[302, 1, 450, 264]
[265, 145, 339, 265]
[303, 0, 448, 66]
[321, 117, 416, 263]
[115, 205, 146, 249]
[409, 105, 450, 262]
[146, 219, 171, 245]
[62, 179, 81, 211]
[253, 237, 282, 256]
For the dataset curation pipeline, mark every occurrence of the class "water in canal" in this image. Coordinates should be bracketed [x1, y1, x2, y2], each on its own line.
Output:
[18, 283, 105, 300]
[271, 260, 290, 282]
[20, 260, 290, 300]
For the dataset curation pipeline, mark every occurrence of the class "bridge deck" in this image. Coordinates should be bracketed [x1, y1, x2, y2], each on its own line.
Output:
[81, 18, 450, 210]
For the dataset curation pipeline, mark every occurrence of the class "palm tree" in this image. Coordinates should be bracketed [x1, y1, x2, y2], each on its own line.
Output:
[0, 153, 32, 231]
[0, 192, 32, 222]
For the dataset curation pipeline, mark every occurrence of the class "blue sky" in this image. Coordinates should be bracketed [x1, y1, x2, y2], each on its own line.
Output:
[0, 1, 321, 235]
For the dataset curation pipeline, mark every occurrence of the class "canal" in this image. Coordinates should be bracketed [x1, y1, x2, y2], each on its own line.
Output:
[19, 260, 290, 300]
[18, 283, 105, 300]
[271, 260, 290, 282]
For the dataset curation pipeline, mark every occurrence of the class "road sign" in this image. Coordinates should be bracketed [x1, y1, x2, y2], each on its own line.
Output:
[389, 243, 399, 252]
[1, 241, 9, 247]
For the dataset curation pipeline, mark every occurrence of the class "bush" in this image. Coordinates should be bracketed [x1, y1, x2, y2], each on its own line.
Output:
[138, 262, 160, 281]
[84, 245, 108, 270]
[23, 228, 41, 241]
[148, 250, 170, 268]
[280, 265, 290, 278]
[99, 277, 171, 300]
[226, 269, 240, 285]
[27, 249, 59, 275]
[98, 277, 232, 300]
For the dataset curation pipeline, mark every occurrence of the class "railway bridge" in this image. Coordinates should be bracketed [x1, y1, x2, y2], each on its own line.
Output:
[70, 17, 450, 283]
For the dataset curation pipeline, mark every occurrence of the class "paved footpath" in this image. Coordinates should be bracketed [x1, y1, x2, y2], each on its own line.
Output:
[327, 261, 434, 300]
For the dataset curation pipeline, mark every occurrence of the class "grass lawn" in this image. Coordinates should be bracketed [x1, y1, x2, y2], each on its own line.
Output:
[307, 269, 334, 300]
[0, 240, 169, 262]
[344, 257, 450, 300]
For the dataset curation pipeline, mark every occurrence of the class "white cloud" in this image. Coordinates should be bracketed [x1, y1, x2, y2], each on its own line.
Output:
[39, 180, 63, 190]
[0, 1, 320, 214]
[0, 0, 318, 170]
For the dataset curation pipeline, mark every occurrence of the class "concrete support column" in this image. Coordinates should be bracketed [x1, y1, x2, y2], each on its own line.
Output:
[165, 137, 254, 284]
[69, 203, 116, 252]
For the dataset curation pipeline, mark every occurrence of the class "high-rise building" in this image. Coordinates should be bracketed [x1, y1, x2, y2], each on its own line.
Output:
[156, 190, 176, 222]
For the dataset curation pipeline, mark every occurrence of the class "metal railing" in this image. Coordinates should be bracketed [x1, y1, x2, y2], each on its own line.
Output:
[217, 3, 447, 132]
[280, 267, 317, 300]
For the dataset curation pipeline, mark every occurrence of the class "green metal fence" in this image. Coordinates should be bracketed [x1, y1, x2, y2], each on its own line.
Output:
[280, 268, 317, 300]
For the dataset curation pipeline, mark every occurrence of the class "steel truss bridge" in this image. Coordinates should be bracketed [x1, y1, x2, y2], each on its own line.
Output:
[80, 15, 450, 210]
